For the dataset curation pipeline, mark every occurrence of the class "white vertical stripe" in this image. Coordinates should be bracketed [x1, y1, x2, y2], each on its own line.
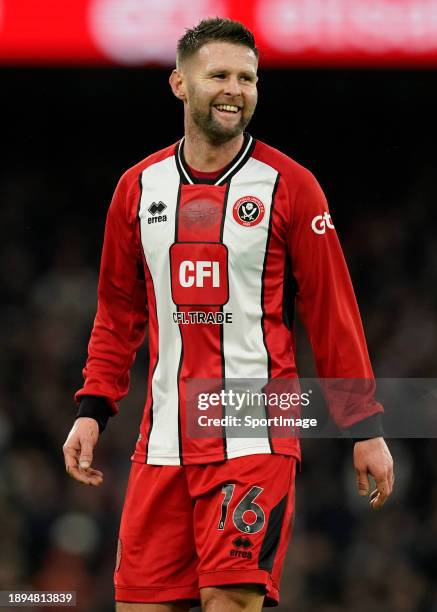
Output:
[222, 158, 279, 458]
[139, 156, 182, 465]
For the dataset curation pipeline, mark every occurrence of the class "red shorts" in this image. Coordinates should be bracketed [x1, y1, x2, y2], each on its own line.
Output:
[114, 454, 297, 607]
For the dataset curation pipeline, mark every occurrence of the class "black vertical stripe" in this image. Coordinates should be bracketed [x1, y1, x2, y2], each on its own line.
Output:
[176, 339, 185, 466]
[260, 172, 281, 453]
[174, 182, 182, 241]
[260, 171, 281, 379]
[219, 182, 231, 241]
[174, 182, 185, 464]
[282, 252, 297, 331]
[137, 171, 158, 464]
[219, 181, 231, 461]
[258, 493, 288, 573]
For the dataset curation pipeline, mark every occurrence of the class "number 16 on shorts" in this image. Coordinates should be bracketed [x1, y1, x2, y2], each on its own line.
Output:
[218, 485, 266, 534]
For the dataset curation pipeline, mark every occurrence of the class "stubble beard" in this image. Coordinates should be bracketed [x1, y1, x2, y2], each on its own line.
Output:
[190, 104, 254, 146]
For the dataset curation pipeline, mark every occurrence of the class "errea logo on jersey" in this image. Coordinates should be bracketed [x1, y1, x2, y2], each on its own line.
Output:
[311, 212, 335, 235]
[148, 201, 167, 224]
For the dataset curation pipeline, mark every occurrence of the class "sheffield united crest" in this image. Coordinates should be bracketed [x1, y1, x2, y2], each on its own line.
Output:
[232, 196, 265, 227]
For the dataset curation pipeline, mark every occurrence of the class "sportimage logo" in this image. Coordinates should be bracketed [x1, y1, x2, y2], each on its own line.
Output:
[148, 201, 167, 224]
[311, 211, 335, 235]
[233, 196, 265, 227]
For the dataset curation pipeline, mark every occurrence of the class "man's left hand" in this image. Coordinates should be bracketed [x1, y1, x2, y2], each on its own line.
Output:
[354, 437, 394, 510]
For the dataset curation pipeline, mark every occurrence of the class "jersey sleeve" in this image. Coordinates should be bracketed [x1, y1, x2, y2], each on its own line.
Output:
[74, 173, 148, 424]
[285, 170, 383, 434]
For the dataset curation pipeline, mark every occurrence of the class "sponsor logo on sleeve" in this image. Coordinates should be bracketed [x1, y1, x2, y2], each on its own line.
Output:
[311, 211, 334, 234]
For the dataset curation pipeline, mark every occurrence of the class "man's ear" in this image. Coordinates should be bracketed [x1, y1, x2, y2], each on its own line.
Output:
[169, 69, 186, 101]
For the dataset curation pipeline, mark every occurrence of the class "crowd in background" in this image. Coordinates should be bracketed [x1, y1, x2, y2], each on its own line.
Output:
[1, 68, 436, 611]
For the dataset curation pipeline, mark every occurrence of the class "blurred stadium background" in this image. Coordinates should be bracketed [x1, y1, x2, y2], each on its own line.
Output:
[1, 1, 437, 610]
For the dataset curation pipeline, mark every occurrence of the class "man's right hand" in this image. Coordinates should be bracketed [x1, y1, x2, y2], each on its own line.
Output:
[63, 417, 103, 486]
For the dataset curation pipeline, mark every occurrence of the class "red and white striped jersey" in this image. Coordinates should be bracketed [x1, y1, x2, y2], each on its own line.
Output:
[75, 134, 382, 465]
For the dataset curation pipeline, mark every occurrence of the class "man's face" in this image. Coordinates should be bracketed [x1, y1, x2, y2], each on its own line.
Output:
[180, 42, 258, 144]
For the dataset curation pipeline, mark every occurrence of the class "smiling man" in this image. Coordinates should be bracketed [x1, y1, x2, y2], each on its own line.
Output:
[63, 18, 394, 612]
[175, 34, 258, 148]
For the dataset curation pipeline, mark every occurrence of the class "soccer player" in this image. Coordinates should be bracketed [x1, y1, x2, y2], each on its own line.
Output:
[63, 18, 394, 612]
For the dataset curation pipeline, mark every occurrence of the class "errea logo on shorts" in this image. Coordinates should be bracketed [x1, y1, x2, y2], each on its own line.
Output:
[311, 212, 335, 235]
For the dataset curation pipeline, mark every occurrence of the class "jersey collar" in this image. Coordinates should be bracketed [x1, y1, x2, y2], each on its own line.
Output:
[175, 133, 255, 186]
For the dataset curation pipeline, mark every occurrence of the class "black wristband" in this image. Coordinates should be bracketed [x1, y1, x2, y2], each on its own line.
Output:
[348, 412, 384, 442]
[76, 396, 114, 433]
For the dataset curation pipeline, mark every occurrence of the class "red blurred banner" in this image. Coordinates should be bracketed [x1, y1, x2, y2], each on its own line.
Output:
[2, 0, 437, 66]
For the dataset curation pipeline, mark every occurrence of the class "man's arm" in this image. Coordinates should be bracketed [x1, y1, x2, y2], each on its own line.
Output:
[286, 169, 393, 508]
[63, 172, 148, 485]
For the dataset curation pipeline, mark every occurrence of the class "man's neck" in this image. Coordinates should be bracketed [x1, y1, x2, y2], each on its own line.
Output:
[183, 126, 244, 173]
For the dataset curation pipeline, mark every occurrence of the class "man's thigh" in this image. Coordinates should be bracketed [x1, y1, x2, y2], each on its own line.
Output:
[116, 602, 193, 612]
[200, 585, 264, 611]
[188, 454, 297, 608]
[114, 462, 199, 606]
[115, 591, 263, 612]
